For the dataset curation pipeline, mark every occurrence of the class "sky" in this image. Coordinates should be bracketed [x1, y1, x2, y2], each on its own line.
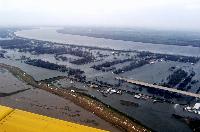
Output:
[0, 0, 200, 30]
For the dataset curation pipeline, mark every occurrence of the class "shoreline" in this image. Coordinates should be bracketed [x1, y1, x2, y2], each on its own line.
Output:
[0, 63, 150, 132]
[15, 28, 200, 57]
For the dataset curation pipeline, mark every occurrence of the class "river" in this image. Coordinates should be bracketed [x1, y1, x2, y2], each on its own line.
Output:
[15, 27, 200, 57]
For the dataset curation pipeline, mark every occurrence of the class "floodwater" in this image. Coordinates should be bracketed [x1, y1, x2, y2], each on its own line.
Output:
[15, 28, 200, 57]
[0, 37, 12, 40]
[12, 27, 200, 132]
[0, 69, 120, 132]
[58, 78, 193, 132]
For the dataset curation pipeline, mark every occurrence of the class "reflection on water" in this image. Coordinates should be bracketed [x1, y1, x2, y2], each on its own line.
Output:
[0, 37, 12, 40]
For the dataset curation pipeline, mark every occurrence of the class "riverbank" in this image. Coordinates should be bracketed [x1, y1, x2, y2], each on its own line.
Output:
[0, 63, 150, 132]
[15, 28, 200, 57]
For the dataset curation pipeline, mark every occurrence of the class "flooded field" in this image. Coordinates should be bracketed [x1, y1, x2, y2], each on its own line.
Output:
[0, 28, 199, 132]
[0, 68, 120, 132]
[54, 78, 193, 132]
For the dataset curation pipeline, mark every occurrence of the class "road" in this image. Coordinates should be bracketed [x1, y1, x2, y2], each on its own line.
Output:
[116, 77, 200, 98]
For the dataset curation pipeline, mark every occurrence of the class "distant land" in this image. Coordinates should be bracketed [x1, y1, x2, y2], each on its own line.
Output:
[58, 27, 200, 47]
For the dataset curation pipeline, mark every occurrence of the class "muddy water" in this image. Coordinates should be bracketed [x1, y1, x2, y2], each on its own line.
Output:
[0, 69, 120, 132]
[16, 28, 200, 57]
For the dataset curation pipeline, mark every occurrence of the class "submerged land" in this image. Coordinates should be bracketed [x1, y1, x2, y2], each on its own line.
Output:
[0, 63, 148, 132]
[0, 27, 200, 132]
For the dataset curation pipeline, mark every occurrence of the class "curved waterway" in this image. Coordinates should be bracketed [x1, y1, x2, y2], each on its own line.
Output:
[15, 27, 200, 57]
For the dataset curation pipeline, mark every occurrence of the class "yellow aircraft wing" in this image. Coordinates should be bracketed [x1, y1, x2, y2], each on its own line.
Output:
[0, 105, 107, 132]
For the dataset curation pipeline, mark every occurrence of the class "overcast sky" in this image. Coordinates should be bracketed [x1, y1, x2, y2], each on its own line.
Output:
[0, 0, 200, 30]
